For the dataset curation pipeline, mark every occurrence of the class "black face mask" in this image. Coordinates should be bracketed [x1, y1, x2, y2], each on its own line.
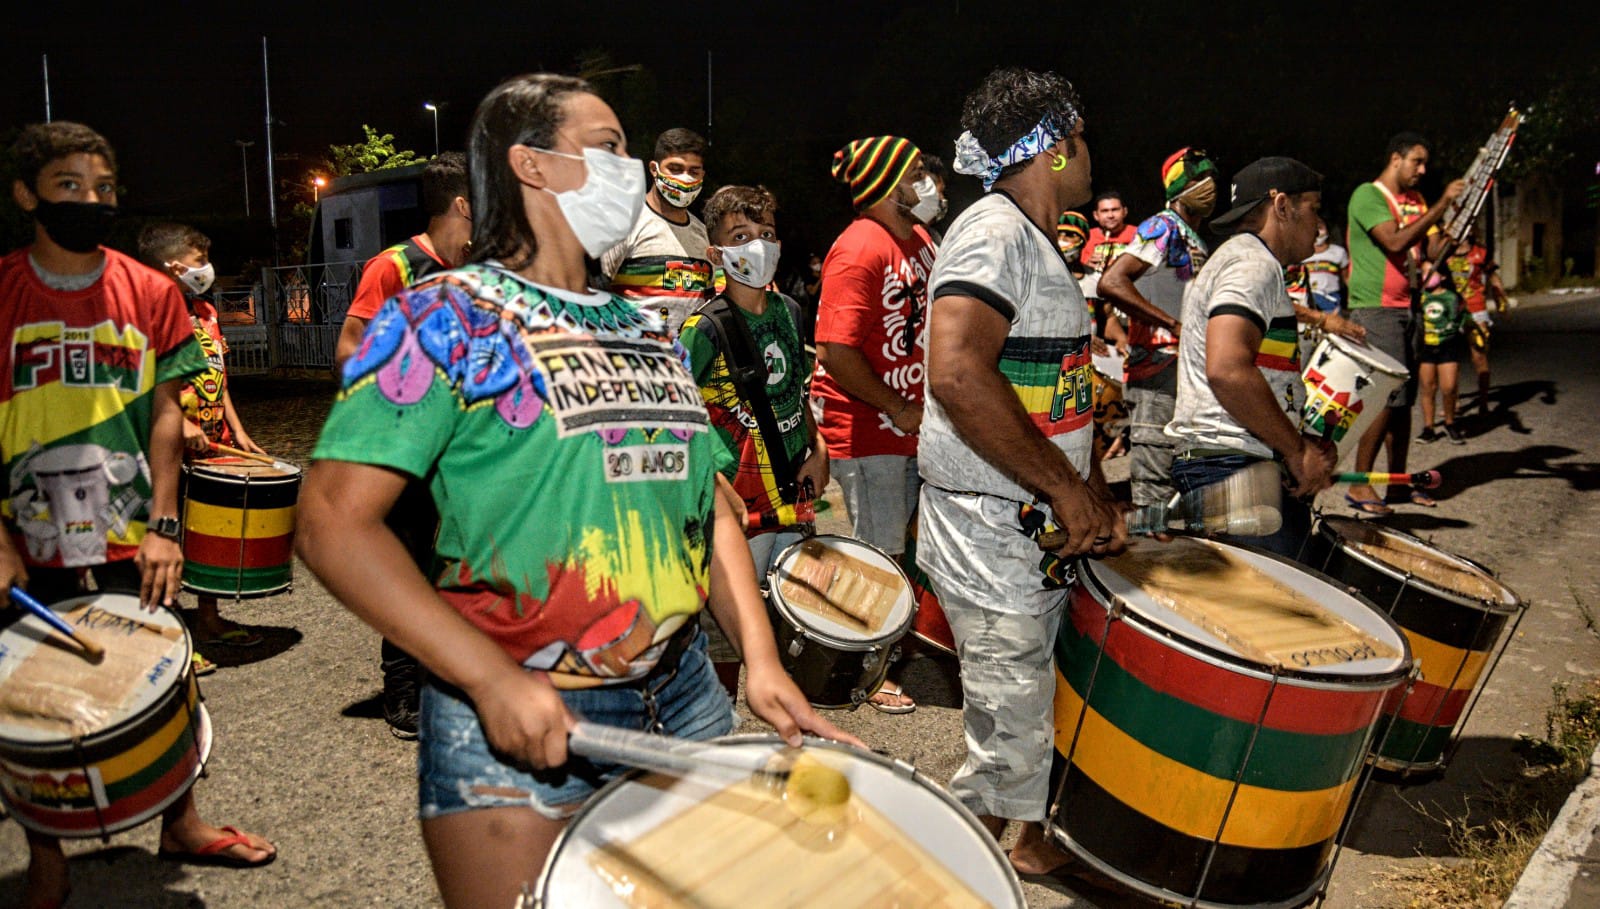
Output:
[33, 199, 117, 253]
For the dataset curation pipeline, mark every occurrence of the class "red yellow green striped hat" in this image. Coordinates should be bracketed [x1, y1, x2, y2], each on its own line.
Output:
[831, 136, 921, 211]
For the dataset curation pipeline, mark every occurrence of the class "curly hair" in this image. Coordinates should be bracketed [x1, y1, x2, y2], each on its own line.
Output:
[960, 68, 1082, 183]
[10, 121, 117, 191]
[421, 151, 469, 218]
[466, 73, 594, 269]
[702, 185, 777, 241]
[136, 222, 210, 270]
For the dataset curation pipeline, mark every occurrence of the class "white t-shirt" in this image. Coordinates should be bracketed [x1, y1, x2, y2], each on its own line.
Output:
[1302, 243, 1350, 304]
[600, 205, 713, 334]
[1166, 232, 1305, 460]
[920, 192, 1095, 503]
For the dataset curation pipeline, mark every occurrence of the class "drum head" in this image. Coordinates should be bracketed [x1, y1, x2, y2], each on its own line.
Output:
[1083, 538, 1411, 681]
[1322, 332, 1408, 378]
[538, 735, 1023, 908]
[767, 535, 914, 648]
[1317, 516, 1520, 613]
[189, 458, 301, 480]
[0, 594, 191, 745]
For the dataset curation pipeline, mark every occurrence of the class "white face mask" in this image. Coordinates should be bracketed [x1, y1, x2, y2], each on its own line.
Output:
[536, 146, 647, 258]
[170, 261, 215, 296]
[717, 238, 780, 289]
[909, 176, 943, 224]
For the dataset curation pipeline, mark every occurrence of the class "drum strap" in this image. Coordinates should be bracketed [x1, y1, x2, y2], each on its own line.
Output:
[695, 295, 802, 504]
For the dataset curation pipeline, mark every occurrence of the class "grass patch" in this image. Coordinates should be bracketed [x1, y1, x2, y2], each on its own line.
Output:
[1388, 680, 1600, 908]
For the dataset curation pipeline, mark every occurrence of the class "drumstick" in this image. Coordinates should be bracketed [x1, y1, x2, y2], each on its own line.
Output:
[7, 586, 106, 662]
[569, 722, 852, 823]
[207, 442, 295, 471]
[1335, 470, 1442, 489]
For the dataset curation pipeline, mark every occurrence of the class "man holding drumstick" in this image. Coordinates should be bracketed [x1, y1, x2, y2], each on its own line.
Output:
[918, 66, 1124, 880]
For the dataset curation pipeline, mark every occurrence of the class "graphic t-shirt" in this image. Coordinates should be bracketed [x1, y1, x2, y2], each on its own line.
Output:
[812, 217, 936, 459]
[1420, 283, 1468, 345]
[1118, 210, 1208, 382]
[680, 292, 813, 536]
[1447, 245, 1491, 314]
[921, 192, 1095, 503]
[182, 298, 232, 444]
[347, 234, 449, 321]
[1, 248, 208, 567]
[314, 264, 716, 688]
[1348, 182, 1426, 310]
[1080, 223, 1137, 299]
[601, 206, 714, 335]
[1302, 244, 1350, 312]
[1167, 233, 1304, 460]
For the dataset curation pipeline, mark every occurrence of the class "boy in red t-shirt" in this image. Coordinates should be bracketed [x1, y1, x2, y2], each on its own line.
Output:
[139, 223, 266, 661]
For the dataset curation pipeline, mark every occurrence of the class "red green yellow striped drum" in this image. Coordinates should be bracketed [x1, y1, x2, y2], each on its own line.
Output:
[1049, 538, 1412, 907]
[1302, 516, 1524, 775]
[182, 458, 300, 597]
[0, 594, 211, 838]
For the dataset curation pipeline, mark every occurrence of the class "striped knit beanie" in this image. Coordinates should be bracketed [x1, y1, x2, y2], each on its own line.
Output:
[831, 136, 921, 211]
[1162, 147, 1216, 201]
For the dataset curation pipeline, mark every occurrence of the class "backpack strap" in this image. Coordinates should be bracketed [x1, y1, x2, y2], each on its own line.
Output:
[695, 295, 801, 504]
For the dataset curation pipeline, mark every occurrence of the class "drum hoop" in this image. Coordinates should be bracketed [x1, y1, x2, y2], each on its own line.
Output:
[0, 596, 194, 751]
[1320, 333, 1408, 377]
[185, 462, 302, 483]
[1078, 541, 1414, 689]
[1313, 517, 1522, 615]
[535, 733, 1025, 908]
[765, 534, 916, 649]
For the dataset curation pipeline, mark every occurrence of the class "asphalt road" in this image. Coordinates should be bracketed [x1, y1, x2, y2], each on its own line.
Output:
[1, 293, 1595, 908]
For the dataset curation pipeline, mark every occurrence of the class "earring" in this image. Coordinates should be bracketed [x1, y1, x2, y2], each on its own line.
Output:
[1051, 153, 1068, 172]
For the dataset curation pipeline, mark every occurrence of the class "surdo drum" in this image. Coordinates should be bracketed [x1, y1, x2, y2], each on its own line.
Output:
[182, 458, 300, 598]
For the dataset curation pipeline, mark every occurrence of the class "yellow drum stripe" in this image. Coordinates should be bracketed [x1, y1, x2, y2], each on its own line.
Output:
[91, 681, 200, 781]
[1056, 683, 1356, 849]
[183, 500, 295, 538]
[1404, 629, 1488, 690]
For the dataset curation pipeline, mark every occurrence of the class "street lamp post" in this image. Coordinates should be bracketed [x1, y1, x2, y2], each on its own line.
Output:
[423, 102, 440, 157]
[313, 176, 327, 203]
[235, 139, 255, 217]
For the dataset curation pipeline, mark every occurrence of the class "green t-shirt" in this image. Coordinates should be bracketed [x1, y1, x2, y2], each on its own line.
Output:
[1347, 182, 1427, 310]
[1420, 284, 1467, 345]
[679, 293, 813, 535]
[314, 264, 717, 688]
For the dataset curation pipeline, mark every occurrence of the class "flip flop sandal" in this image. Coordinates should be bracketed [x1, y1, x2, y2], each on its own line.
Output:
[1409, 491, 1438, 507]
[158, 825, 277, 869]
[191, 653, 218, 677]
[1345, 494, 1393, 516]
[868, 682, 916, 714]
[205, 628, 264, 648]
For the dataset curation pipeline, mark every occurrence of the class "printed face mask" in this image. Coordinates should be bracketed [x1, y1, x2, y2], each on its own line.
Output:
[1177, 178, 1217, 219]
[908, 175, 943, 224]
[33, 199, 117, 253]
[717, 238, 780, 289]
[537, 146, 647, 258]
[654, 167, 704, 208]
[170, 261, 215, 295]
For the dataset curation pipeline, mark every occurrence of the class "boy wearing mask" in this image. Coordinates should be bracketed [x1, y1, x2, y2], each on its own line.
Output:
[601, 128, 714, 334]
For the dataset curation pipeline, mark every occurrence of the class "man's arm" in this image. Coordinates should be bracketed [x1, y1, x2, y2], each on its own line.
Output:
[815, 343, 921, 433]
[1292, 302, 1366, 342]
[140, 378, 188, 607]
[1099, 254, 1179, 334]
[1204, 314, 1333, 495]
[926, 296, 1123, 555]
[1366, 180, 1466, 254]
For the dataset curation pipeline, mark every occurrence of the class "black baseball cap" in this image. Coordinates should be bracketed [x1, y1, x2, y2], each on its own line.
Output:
[1210, 157, 1323, 230]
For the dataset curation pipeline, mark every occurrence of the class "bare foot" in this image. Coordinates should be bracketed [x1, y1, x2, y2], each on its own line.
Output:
[1009, 821, 1071, 875]
[160, 820, 276, 866]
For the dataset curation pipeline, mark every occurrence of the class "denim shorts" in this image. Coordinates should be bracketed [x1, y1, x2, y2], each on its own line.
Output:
[417, 628, 736, 821]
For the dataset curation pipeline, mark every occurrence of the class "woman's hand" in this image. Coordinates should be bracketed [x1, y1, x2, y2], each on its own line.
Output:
[744, 656, 866, 750]
[468, 668, 577, 770]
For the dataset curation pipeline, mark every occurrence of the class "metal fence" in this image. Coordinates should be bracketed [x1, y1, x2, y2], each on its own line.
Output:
[219, 262, 364, 374]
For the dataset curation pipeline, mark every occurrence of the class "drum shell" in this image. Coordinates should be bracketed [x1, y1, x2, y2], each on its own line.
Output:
[1052, 553, 1410, 907]
[1303, 520, 1519, 772]
[0, 602, 211, 838]
[1300, 335, 1409, 461]
[182, 462, 300, 597]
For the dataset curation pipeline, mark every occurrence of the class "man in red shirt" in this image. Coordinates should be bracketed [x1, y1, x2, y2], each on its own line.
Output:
[1081, 191, 1137, 346]
[813, 135, 936, 713]
[334, 152, 471, 370]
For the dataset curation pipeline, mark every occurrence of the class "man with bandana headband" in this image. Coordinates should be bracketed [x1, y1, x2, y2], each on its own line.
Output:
[601, 128, 714, 335]
[1098, 147, 1216, 507]
[0, 121, 277, 909]
[920, 67, 1124, 879]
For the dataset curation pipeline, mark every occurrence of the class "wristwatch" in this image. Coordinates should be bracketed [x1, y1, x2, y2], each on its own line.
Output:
[149, 515, 182, 541]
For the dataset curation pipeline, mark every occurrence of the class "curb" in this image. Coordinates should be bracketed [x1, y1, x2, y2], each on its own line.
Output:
[1502, 738, 1600, 908]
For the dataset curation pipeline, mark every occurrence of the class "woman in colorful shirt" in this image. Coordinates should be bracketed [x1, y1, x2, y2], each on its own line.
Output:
[296, 74, 854, 909]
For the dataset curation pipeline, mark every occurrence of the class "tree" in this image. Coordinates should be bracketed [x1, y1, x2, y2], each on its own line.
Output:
[324, 125, 425, 177]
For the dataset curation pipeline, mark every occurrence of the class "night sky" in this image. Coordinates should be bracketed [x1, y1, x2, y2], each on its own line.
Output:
[4, 2, 1594, 270]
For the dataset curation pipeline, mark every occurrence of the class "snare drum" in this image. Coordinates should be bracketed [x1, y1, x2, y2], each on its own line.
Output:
[766, 536, 914, 708]
[1051, 537, 1412, 907]
[182, 458, 301, 597]
[0, 594, 211, 838]
[1300, 335, 1409, 460]
[532, 735, 1024, 908]
[1302, 516, 1524, 775]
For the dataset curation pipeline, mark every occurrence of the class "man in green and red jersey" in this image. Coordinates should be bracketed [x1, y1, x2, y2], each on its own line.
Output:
[334, 151, 471, 371]
[600, 128, 714, 335]
[1343, 133, 1463, 514]
[1, 120, 275, 909]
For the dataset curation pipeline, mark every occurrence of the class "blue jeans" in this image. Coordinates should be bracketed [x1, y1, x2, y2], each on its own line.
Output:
[1170, 453, 1311, 559]
[417, 628, 736, 820]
